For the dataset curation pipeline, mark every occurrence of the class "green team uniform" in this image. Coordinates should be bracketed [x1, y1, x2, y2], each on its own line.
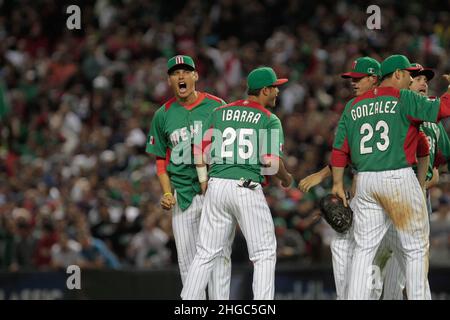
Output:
[420, 121, 450, 179]
[181, 66, 289, 300]
[333, 87, 443, 172]
[206, 99, 284, 183]
[146, 92, 226, 210]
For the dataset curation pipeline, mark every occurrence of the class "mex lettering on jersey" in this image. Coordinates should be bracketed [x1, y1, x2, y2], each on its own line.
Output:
[170, 121, 203, 165]
[169, 122, 202, 146]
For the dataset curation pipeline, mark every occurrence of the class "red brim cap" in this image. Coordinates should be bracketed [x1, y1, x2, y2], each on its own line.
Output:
[273, 78, 288, 86]
[405, 66, 421, 72]
[341, 72, 369, 79]
[412, 68, 435, 81]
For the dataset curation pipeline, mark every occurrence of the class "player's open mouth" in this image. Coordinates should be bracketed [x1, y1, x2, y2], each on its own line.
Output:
[178, 82, 187, 93]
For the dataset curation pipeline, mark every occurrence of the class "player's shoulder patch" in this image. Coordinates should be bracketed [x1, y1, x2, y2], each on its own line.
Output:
[163, 97, 177, 111]
[204, 93, 225, 105]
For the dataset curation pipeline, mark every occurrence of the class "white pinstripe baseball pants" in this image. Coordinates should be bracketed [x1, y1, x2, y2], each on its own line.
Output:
[377, 224, 431, 300]
[181, 177, 277, 300]
[374, 226, 405, 300]
[173, 193, 233, 300]
[347, 167, 430, 300]
[330, 225, 356, 300]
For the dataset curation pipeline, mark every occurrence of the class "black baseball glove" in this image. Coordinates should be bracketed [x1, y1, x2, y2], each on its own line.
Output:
[319, 194, 353, 233]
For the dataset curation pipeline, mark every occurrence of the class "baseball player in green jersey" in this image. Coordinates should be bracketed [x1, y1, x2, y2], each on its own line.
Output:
[410, 63, 450, 195]
[331, 54, 450, 299]
[181, 67, 293, 300]
[146, 55, 233, 299]
[298, 57, 429, 299]
[299, 57, 380, 299]
[381, 63, 450, 300]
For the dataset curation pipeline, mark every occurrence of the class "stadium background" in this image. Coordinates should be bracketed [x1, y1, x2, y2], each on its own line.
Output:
[0, 0, 450, 299]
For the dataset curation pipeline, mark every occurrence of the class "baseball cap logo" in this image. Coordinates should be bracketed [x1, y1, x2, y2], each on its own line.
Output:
[367, 67, 374, 74]
[175, 56, 184, 64]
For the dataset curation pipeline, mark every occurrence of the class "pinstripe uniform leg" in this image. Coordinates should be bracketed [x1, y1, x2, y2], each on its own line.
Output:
[231, 180, 277, 300]
[182, 178, 276, 300]
[174, 191, 234, 300]
[330, 224, 356, 300]
[208, 215, 235, 300]
[348, 168, 430, 300]
[348, 171, 392, 300]
[378, 226, 405, 300]
[172, 193, 206, 299]
[391, 169, 430, 300]
[379, 222, 431, 299]
[181, 178, 235, 299]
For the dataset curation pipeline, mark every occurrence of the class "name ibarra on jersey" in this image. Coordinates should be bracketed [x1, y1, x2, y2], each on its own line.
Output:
[222, 109, 262, 124]
[351, 100, 398, 121]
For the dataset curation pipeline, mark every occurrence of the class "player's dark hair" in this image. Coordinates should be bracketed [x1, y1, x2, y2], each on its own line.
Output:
[247, 87, 263, 96]
[381, 72, 394, 82]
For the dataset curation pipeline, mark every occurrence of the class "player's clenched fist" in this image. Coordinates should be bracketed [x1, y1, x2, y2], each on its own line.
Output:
[281, 173, 293, 188]
[443, 74, 450, 83]
[444, 74, 450, 92]
[160, 193, 176, 210]
[331, 184, 348, 208]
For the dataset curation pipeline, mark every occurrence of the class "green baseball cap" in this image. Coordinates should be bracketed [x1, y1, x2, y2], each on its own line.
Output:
[410, 63, 435, 81]
[247, 67, 288, 90]
[380, 55, 420, 77]
[167, 55, 195, 74]
[341, 57, 381, 78]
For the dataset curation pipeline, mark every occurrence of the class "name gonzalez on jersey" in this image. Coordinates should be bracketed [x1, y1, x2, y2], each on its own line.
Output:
[350, 100, 398, 121]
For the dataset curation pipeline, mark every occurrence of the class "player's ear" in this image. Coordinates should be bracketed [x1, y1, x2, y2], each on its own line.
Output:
[193, 71, 199, 81]
[167, 77, 172, 87]
[371, 76, 378, 85]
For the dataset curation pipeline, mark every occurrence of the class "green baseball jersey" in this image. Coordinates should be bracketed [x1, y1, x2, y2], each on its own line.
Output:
[333, 87, 442, 172]
[420, 121, 450, 180]
[205, 99, 284, 183]
[146, 92, 226, 211]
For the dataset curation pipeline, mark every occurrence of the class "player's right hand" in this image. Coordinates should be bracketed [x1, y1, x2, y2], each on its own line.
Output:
[281, 173, 293, 188]
[443, 74, 450, 84]
[331, 184, 348, 207]
[160, 193, 176, 210]
[298, 173, 323, 192]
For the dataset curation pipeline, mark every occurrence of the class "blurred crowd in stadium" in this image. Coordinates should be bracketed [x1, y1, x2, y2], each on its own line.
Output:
[1, 0, 450, 271]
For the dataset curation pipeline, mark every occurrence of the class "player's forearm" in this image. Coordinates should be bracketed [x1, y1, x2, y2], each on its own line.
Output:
[275, 157, 292, 185]
[319, 165, 332, 180]
[157, 173, 173, 195]
[416, 156, 429, 189]
[427, 168, 439, 189]
[332, 166, 345, 188]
